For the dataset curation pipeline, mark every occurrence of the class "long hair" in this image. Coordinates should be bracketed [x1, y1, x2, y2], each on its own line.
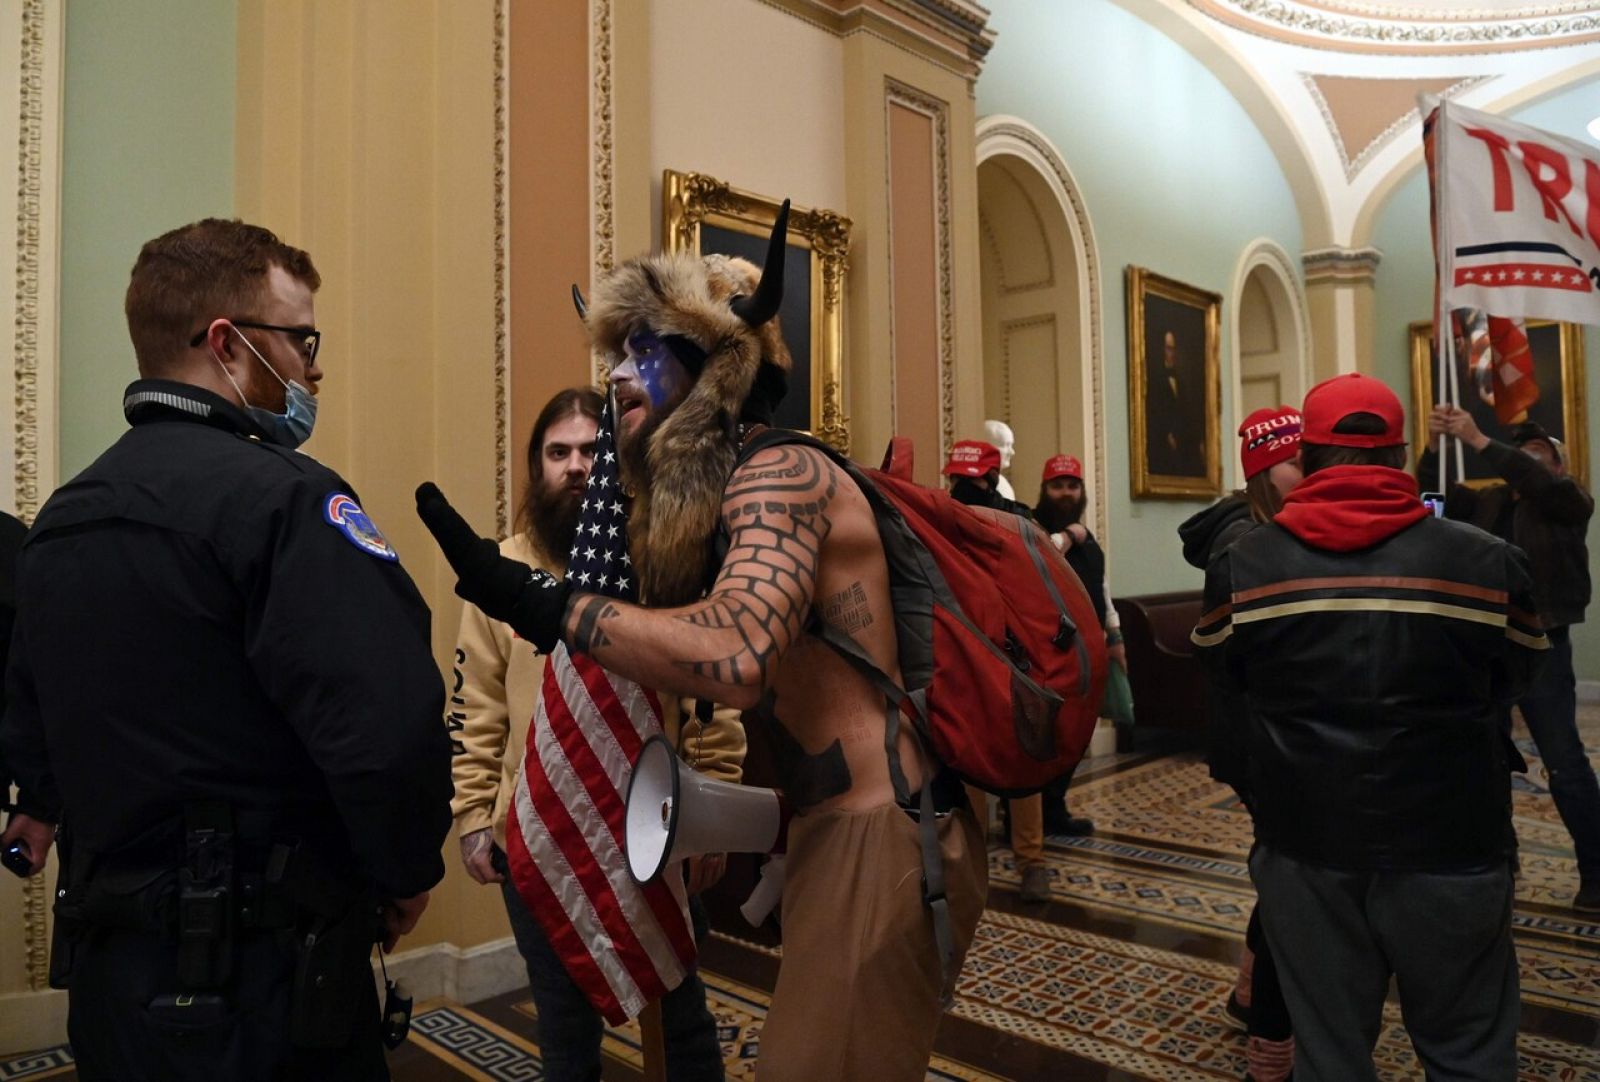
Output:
[516, 387, 605, 538]
[1243, 472, 1286, 524]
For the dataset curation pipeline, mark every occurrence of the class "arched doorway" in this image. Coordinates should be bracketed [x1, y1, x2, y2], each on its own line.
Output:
[1231, 241, 1310, 485]
[975, 117, 1102, 536]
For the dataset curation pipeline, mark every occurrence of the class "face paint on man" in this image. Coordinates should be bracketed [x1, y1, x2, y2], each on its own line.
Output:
[611, 328, 692, 437]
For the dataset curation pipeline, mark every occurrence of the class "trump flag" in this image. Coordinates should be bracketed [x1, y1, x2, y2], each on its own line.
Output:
[1434, 98, 1600, 326]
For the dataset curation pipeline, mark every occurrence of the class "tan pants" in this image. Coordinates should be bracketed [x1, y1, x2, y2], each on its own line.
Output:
[966, 786, 1044, 868]
[756, 803, 988, 1082]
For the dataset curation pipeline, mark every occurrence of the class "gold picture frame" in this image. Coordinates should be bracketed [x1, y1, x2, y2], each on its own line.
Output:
[662, 169, 852, 453]
[1127, 266, 1222, 498]
[1409, 319, 1588, 489]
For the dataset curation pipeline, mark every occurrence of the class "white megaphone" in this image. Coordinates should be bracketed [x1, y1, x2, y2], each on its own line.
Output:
[625, 734, 787, 885]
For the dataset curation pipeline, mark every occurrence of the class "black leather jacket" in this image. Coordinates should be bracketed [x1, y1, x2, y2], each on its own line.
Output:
[1194, 468, 1547, 871]
[1419, 441, 1592, 627]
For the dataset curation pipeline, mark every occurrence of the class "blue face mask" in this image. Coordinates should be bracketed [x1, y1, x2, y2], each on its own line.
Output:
[214, 327, 318, 449]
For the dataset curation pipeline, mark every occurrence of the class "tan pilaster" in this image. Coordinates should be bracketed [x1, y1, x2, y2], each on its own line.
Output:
[1302, 246, 1383, 380]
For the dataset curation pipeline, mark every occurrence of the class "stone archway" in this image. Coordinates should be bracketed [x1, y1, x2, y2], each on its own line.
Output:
[1230, 240, 1311, 485]
[975, 116, 1105, 539]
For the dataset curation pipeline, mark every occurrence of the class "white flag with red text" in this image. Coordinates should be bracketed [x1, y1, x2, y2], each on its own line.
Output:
[1436, 99, 1600, 326]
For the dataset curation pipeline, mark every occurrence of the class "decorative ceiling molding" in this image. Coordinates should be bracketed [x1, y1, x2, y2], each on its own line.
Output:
[1189, 0, 1600, 53]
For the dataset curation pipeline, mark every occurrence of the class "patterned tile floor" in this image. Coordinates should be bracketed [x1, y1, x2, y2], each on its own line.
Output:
[7, 706, 1599, 1081]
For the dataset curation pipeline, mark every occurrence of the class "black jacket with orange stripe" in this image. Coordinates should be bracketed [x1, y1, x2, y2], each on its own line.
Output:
[1192, 464, 1548, 872]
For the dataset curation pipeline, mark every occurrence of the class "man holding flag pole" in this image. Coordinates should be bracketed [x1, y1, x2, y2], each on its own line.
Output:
[1423, 97, 1598, 914]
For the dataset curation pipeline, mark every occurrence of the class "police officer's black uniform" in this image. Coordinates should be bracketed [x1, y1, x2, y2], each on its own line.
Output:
[0, 380, 453, 1081]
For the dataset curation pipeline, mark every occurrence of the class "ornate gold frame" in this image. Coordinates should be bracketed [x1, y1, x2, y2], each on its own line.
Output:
[1409, 319, 1588, 490]
[1127, 266, 1222, 498]
[662, 169, 852, 453]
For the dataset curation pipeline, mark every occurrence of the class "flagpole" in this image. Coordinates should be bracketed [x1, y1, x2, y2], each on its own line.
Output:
[1432, 102, 1454, 492]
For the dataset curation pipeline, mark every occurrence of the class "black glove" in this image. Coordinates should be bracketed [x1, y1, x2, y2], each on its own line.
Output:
[415, 482, 571, 654]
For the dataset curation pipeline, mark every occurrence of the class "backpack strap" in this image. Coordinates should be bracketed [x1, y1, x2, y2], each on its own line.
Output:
[808, 618, 918, 806]
[736, 430, 961, 999]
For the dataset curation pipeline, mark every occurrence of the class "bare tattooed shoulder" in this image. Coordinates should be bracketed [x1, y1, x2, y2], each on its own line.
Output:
[667, 447, 840, 687]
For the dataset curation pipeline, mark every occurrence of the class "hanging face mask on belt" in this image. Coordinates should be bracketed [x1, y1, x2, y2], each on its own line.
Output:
[212, 326, 319, 449]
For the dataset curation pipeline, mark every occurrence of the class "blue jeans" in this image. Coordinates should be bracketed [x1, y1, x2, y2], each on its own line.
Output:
[499, 879, 724, 1082]
[1504, 627, 1600, 880]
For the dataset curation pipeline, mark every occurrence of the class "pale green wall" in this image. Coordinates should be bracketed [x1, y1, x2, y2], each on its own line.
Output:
[976, 0, 1304, 598]
[59, 0, 236, 478]
[1371, 79, 1600, 679]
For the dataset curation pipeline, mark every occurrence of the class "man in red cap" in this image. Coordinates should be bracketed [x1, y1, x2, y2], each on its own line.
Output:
[1193, 373, 1547, 1079]
[943, 439, 1033, 520]
[1034, 453, 1120, 836]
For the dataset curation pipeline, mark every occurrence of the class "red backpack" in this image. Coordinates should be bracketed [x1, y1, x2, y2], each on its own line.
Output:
[738, 429, 1108, 798]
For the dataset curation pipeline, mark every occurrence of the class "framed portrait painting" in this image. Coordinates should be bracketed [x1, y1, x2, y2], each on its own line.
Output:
[1408, 319, 1588, 489]
[662, 170, 852, 453]
[1127, 267, 1222, 498]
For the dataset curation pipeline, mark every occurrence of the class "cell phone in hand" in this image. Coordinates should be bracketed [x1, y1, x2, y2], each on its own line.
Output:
[2, 841, 32, 878]
[1421, 491, 1445, 519]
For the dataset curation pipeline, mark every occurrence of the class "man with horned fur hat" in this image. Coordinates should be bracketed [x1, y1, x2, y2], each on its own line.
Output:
[417, 208, 987, 1080]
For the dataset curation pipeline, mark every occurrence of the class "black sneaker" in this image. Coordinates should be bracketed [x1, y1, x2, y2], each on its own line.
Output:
[1061, 815, 1095, 836]
[1574, 880, 1600, 915]
[1224, 991, 1250, 1030]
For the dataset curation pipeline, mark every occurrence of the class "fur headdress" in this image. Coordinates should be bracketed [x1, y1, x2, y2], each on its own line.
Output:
[584, 206, 792, 606]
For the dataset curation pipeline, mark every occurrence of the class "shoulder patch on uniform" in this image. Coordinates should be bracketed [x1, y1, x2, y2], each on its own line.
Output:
[323, 493, 399, 561]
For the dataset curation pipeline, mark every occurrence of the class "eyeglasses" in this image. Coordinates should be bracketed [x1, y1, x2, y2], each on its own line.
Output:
[190, 320, 322, 366]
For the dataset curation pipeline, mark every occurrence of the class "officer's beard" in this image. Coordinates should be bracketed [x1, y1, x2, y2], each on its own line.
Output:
[1034, 489, 1085, 533]
[528, 477, 585, 567]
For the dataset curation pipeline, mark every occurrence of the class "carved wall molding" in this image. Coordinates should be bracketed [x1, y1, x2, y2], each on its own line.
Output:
[5, 0, 61, 992]
[750, 0, 993, 85]
[885, 79, 955, 459]
[998, 313, 1058, 424]
[493, 0, 509, 537]
[1303, 244, 1384, 284]
[590, 0, 616, 385]
[975, 116, 1108, 543]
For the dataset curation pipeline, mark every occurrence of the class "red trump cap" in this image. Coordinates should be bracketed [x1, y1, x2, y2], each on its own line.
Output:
[1301, 373, 1406, 448]
[943, 440, 1002, 478]
[1041, 454, 1084, 482]
[1238, 406, 1301, 480]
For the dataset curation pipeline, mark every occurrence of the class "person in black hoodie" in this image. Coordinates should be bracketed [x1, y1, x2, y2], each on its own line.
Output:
[1033, 453, 1110, 837]
[1419, 410, 1597, 913]
[1179, 404, 1301, 1082]
[1193, 374, 1545, 1081]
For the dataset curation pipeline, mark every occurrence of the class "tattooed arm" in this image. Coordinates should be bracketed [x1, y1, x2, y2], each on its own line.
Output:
[562, 445, 836, 710]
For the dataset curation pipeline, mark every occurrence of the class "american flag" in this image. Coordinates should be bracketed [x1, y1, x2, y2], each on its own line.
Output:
[503, 393, 696, 1025]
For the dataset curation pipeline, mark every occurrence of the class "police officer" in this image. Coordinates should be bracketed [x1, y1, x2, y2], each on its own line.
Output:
[0, 218, 453, 1081]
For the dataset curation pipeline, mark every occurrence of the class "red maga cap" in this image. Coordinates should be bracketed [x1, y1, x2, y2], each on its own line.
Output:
[1041, 454, 1084, 482]
[1238, 406, 1302, 480]
[1301, 373, 1406, 448]
[943, 440, 1002, 478]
